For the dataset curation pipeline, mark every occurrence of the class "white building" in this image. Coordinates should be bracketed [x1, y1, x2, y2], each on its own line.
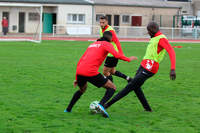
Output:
[0, 0, 93, 34]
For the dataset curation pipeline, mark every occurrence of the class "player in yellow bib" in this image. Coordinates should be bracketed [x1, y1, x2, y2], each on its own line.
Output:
[99, 16, 133, 83]
[103, 22, 176, 113]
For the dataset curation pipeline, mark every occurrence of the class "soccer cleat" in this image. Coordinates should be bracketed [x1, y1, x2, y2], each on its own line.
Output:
[64, 109, 71, 113]
[96, 103, 109, 118]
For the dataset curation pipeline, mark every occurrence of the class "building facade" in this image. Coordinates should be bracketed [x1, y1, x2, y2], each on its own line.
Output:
[0, 0, 185, 35]
[0, 0, 93, 34]
[93, 0, 181, 28]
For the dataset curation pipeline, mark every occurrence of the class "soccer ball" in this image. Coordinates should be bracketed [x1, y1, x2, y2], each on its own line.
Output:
[89, 101, 99, 113]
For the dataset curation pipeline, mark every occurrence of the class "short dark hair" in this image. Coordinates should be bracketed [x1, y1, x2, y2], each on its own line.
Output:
[147, 21, 159, 35]
[100, 16, 108, 21]
[103, 31, 112, 39]
[97, 31, 112, 42]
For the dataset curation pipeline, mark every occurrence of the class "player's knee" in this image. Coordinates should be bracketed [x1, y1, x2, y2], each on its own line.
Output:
[110, 69, 116, 75]
[79, 85, 87, 93]
[103, 71, 110, 76]
[80, 88, 86, 93]
[109, 83, 116, 90]
[104, 80, 116, 90]
[103, 67, 111, 75]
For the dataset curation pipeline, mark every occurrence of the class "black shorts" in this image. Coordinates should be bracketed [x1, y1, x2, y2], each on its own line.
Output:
[104, 57, 119, 68]
[77, 73, 108, 88]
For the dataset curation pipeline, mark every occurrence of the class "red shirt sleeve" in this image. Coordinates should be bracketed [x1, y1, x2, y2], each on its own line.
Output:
[109, 30, 123, 54]
[103, 42, 130, 62]
[158, 38, 176, 70]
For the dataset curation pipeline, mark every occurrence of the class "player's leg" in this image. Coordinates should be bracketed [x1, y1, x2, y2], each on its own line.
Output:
[65, 76, 87, 112]
[103, 66, 113, 82]
[133, 66, 153, 112]
[133, 87, 152, 112]
[111, 67, 132, 82]
[89, 74, 116, 106]
[100, 80, 116, 106]
[89, 74, 116, 117]
[104, 66, 154, 109]
[99, 80, 116, 117]
[105, 57, 132, 82]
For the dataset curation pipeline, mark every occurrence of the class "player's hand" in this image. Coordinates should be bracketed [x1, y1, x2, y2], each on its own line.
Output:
[73, 80, 78, 88]
[170, 69, 176, 80]
[129, 56, 138, 61]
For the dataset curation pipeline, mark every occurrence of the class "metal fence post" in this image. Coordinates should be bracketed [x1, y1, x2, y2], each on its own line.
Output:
[195, 28, 198, 40]
[172, 27, 174, 40]
[53, 24, 55, 37]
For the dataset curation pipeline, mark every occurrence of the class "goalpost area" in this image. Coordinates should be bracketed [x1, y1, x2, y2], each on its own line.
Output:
[0, 3, 43, 43]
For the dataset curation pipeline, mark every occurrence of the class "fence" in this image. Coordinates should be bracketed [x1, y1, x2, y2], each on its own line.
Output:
[53, 25, 200, 40]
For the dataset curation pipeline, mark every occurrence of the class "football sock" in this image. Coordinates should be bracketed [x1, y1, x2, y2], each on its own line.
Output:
[105, 84, 133, 109]
[134, 88, 152, 111]
[114, 71, 130, 81]
[66, 90, 83, 112]
[99, 88, 115, 106]
[106, 75, 113, 82]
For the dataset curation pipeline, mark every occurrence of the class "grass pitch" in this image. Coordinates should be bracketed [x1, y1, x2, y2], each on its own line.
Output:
[0, 40, 199, 133]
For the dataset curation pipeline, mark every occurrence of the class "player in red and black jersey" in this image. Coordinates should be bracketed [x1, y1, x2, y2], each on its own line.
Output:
[64, 31, 137, 117]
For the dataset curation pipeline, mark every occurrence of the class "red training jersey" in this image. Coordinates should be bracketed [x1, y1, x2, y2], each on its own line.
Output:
[102, 25, 123, 54]
[75, 41, 130, 79]
[2, 19, 8, 27]
[141, 31, 176, 73]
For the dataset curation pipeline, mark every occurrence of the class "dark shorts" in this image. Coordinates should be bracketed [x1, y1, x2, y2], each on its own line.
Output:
[104, 57, 119, 68]
[77, 73, 108, 88]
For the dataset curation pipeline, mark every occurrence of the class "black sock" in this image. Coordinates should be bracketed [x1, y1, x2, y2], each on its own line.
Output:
[114, 71, 129, 80]
[134, 88, 152, 111]
[104, 84, 133, 109]
[66, 90, 83, 112]
[106, 75, 113, 82]
[99, 88, 115, 106]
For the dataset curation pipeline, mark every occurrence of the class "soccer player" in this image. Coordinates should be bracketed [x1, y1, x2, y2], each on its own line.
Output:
[99, 16, 132, 83]
[103, 22, 176, 112]
[64, 31, 137, 117]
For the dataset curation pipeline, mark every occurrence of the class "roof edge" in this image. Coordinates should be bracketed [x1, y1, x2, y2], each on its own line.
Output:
[0, 1, 93, 5]
[94, 3, 181, 9]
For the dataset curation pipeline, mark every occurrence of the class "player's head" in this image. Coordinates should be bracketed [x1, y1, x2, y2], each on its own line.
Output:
[103, 31, 112, 42]
[3, 17, 6, 19]
[97, 31, 112, 42]
[147, 21, 159, 38]
[100, 16, 108, 29]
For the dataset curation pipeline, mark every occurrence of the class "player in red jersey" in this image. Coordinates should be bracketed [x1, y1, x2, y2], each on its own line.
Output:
[64, 31, 137, 117]
[104, 22, 176, 112]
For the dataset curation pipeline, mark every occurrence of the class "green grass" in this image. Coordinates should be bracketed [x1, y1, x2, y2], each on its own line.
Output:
[0, 40, 199, 133]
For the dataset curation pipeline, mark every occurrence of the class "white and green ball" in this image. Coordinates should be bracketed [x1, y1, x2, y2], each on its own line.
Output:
[89, 101, 99, 114]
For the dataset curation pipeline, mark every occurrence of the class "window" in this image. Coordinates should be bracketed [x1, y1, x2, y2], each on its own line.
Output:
[96, 14, 104, 22]
[79, 14, 84, 21]
[29, 13, 39, 21]
[67, 14, 85, 24]
[182, 11, 188, 14]
[72, 14, 77, 21]
[132, 16, 142, 26]
[122, 15, 130, 23]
